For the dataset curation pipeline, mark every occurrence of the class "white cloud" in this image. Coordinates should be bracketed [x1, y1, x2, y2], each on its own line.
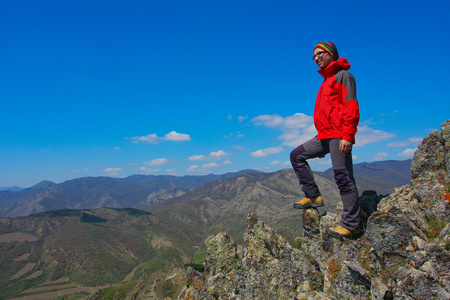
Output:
[103, 167, 122, 176]
[251, 147, 283, 158]
[104, 167, 122, 173]
[210, 150, 229, 159]
[189, 155, 206, 161]
[270, 160, 291, 167]
[186, 165, 200, 172]
[387, 137, 423, 147]
[280, 125, 317, 147]
[398, 148, 417, 158]
[163, 131, 191, 141]
[203, 162, 220, 168]
[113, 147, 120, 150]
[186, 161, 222, 173]
[284, 113, 314, 129]
[356, 125, 395, 146]
[129, 131, 191, 143]
[145, 158, 169, 166]
[129, 133, 159, 143]
[252, 113, 313, 129]
[251, 113, 316, 147]
[238, 115, 248, 122]
[251, 114, 285, 127]
[223, 160, 232, 165]
[139, 167, 160, 173]
[373, 152, 389, 161]
[189, 150, 230, 161]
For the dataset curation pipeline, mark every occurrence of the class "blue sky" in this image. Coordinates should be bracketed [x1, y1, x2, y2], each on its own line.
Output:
[1, 0, 449, 188]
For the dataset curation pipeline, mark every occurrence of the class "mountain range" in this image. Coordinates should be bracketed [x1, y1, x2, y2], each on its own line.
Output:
[0, 160, 411, 219]
[0, 169, 260, 218]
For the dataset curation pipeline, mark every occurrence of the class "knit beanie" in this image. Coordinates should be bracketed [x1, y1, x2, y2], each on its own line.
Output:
[314, 41, 339, 60]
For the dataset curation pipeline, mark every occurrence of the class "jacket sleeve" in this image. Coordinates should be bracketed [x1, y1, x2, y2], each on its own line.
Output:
[336, 71, 360, 143]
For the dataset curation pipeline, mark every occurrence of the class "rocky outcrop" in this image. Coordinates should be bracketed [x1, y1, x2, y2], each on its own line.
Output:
[178, 120, 450, 299]
[178, 213, 324, 299]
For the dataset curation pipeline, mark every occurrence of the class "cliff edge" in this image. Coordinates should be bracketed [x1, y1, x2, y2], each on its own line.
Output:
[178, 120, 450, 299]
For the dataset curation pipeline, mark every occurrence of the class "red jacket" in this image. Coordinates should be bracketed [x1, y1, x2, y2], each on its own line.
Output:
[314, 58, 359, 143]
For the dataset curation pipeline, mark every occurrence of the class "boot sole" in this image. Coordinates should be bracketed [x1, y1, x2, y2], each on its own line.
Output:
[293, 201, 324, 209]
[326, 228, 363, 240]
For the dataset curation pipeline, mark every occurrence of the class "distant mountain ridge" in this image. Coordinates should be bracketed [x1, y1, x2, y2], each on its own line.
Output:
[319, 159, 412, 195]
[29, 180, 57, 190]
[0, 161, 411, 218]
[0, 170, 261, 218]
[0, 186, 23, 191]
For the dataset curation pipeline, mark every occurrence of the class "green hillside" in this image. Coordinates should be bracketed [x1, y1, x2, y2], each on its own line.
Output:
[0, 208, 195, 299]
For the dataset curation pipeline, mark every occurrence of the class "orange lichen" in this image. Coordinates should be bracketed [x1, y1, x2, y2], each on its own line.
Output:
[443, 193, 450, 204]
[327, 260, 342, 277]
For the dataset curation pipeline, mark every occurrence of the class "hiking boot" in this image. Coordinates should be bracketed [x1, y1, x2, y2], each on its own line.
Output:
[327, 225, 361, 239]
[293, 196, 323, 209]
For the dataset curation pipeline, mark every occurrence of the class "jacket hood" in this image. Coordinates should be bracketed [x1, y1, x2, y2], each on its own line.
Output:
[318, 58, 351, 77]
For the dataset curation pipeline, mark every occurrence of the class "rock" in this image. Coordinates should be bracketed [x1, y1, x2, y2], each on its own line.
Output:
[302, 208, 321, 235]
[439, 223, 450, 251]
[178, 213, 323, 299]
[359, 190, 384, 217]
[204, 232, 238, 275]
[377, 184, 430, 234]
[177, 267, 211, 300]
[344, 260, 371, 288]
[410, 120, 450, 220]
[366, 206, 426, 258]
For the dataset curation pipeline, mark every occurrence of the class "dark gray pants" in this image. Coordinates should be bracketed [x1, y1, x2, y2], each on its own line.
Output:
[290, 137, 360, 230]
